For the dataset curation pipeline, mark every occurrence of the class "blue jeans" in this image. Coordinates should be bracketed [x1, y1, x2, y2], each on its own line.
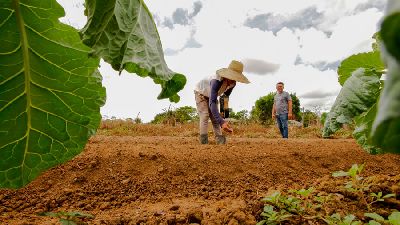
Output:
[276, 113, 288, 138]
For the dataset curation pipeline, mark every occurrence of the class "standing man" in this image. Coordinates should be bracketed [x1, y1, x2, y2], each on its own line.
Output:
[194, 60, 250, 144]
[272, 82, 293, 138]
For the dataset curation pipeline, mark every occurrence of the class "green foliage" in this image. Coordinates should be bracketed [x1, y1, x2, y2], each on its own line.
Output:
[320, 112, 328, 125]
[257, 164, 399, 224]
[324, 1, 400, 154]
[302, 110, 319, 128]
[323, 213, 362, 225]
[0, 0, 106, 188]
[38, 211, 94, 225]
[175, 106, 198, 122]
[256, 204, 292, 225]
[323, 69, 381, 137]
[151, 106, 197, 124]
[251, 92, 275, 125]
[353, 104, 383, 154]
[229, 109, 250, 121]
[251, 92, 301, 125]
[371, 3, 400, 153]
[0, 0, 185, 188]
[337, 51, 385, 86]
[365, 212, 400, 225]
[81, 0, 186, 102]
[290, 94, 302, 122]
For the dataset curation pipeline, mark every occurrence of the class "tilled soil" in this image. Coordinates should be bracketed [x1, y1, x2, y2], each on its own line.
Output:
[1, 135, 400, 224]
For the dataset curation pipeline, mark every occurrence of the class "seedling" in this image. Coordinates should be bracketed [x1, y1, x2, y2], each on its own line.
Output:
[365, 211, 400, 225]
[261, 191, 304, 214]
[368, 192, 396, 210]
[322, 213, 362, 225]
[38, 211, 94, 225]
[257, 205, 292, 225]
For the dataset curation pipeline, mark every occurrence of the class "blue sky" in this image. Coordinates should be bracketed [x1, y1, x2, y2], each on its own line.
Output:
[58, 0, 386, 122]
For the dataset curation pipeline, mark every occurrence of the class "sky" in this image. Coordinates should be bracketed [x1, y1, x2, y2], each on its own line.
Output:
[57, 0, 387, 122]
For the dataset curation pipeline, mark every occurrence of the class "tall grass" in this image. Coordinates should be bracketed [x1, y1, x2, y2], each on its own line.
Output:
[98, 119, 353, 139]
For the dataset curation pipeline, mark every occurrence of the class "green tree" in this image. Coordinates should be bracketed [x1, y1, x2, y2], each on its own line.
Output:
[175, 106, 198, 122]
[251, 93, 301, 125]
[251, 92, 275, 125]
[151, 106, 197, 124]
[229, 109, 250, 121]
[302, 110, 319, 128]
[320, 112, 328, 125]
[290, 94, 302, 122]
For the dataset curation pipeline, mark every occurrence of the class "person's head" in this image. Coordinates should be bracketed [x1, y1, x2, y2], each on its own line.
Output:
[216, 60, 250, 84]
[276, 82, 284, 93]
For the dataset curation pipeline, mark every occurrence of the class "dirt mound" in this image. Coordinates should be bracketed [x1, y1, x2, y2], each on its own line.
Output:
[1, 135, 399, 224]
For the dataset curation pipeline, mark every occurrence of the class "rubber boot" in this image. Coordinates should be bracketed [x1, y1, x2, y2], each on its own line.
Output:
[216, 135, 226, 144]
[199, 134, 208, 144]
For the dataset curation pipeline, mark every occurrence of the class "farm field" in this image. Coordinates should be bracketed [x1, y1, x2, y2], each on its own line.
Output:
[1, 123, 399, 224]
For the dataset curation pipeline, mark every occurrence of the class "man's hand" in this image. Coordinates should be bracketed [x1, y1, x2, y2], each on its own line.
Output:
[288, 112, 293, 120]
[222, 121, 233, 133]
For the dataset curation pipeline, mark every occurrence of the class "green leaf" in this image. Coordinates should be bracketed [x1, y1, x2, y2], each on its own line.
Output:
[365, 213, 385, 222]
[0, 0, 105, 188]
[368, 221, 381, 225]
[353, 104, 383, 154]
[383, 193, 396, 198]
[343, 214, 356, 224]
[256, 220, 266, 225]
[323, 69, 381, 137]
[80, 0, 186, 102]
[338, 51, 385, 86]
[381, 12, 400, 62]
[63, 211, 94, 218]
[372, 32, 382, 52]
[332, 171, 349, 177]
[60, 219, 78, 225]
[372, 2, 400, 153]
[388, 212, 400, 225]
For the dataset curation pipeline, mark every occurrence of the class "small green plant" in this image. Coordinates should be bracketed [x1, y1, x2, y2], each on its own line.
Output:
[261, 191, 304, 214]
[365, 211, 400, 225]
[289, 187, 315, 198]
[368, 192, 396, 209]
[333, 164, 371, 193]
[322, 213, 362, 225]
[332, 164, 397, 210]
[256, 205, 292, 225]
[38, 211, 94, 225]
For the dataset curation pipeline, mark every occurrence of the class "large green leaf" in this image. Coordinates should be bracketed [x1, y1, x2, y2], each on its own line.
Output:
[353, 104, 383, 154]
[0, 0, 105, 188]
[80, 0, 186, 102]
[371, 1, 400, 153]
[323, 69, 381, 137]
[337, 51, 385, 86]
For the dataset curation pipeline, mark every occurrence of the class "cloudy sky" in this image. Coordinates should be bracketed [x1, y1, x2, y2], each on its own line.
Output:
[57, 0, 386, 122]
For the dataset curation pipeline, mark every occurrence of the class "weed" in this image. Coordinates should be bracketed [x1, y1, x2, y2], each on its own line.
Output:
[256, 205, 292, 225]
[38, 211, 94, 225]
[322, 213, 362, 225]
[365, 211, 400, 225]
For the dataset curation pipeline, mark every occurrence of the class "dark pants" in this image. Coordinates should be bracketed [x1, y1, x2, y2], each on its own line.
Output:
[276, 113, 288, 138]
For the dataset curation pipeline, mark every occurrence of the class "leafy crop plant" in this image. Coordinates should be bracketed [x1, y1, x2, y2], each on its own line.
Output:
[0, 0, 186, 189]
[323, 0, 400, 154]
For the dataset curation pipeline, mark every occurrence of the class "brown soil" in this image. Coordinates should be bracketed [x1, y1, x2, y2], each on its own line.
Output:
[1, 125, 400, 225]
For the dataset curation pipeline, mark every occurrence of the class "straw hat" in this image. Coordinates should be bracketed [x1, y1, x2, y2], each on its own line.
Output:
[216, 60, 250, 84]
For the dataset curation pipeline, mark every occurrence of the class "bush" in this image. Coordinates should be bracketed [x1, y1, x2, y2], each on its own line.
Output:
[251, 92, 301, 125]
